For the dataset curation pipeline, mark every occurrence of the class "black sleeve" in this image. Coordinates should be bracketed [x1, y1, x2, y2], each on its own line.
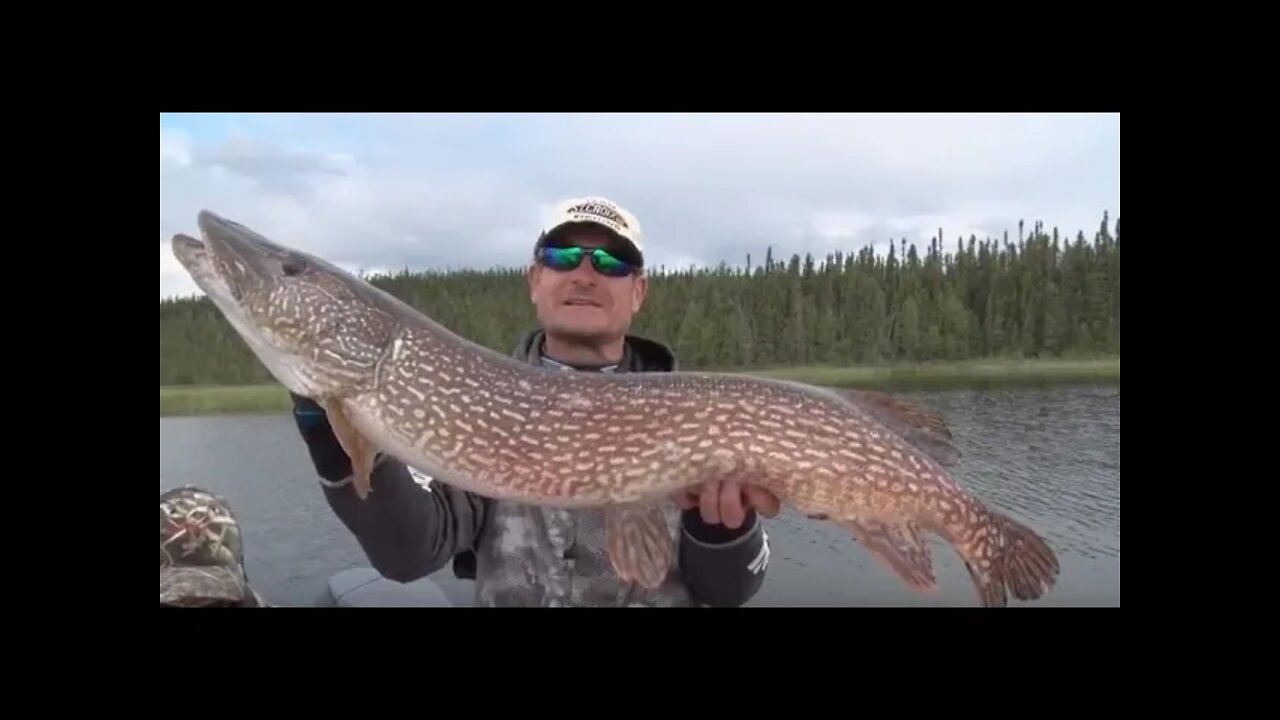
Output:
[290, 393, 487, 582]
[676, 508, 770, 607]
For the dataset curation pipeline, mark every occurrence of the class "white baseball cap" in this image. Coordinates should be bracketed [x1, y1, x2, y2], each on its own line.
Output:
[537, 196, 645, 267]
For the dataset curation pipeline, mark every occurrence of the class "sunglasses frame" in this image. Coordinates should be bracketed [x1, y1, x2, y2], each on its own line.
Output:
[537, 245, 638, 278]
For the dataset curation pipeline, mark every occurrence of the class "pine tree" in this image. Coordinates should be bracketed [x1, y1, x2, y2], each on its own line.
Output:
[160, 212, 1121, 383]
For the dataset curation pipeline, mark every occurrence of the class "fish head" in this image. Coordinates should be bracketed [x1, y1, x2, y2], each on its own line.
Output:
[171, 210, 397, 400]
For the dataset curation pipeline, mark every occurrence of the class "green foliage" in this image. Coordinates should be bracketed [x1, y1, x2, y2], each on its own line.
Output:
[159, 213, 1120, 385]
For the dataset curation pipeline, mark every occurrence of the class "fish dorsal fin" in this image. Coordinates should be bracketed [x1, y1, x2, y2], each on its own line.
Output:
[835, 388, 963, 467]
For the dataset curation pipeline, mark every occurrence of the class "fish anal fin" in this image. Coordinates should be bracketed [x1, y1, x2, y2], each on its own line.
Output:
[837, 388, 962, 467]
[320, 399, 377, 500]
[843, 518, 937, 592]
[605, 503, 675, 590]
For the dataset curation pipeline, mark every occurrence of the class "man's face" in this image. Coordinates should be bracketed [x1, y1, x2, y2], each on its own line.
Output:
[528, 228, 648, 344]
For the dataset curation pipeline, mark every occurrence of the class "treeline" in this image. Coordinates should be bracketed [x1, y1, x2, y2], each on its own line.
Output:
[159, 212, 1120, 385]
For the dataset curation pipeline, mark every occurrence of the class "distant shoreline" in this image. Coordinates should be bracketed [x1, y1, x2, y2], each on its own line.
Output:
[160, 357, 1119, 417]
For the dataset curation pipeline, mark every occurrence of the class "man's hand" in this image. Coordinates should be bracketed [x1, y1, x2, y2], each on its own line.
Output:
[672, 480, 781, 529]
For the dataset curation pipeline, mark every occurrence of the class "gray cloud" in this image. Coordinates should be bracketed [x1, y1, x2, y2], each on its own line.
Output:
[160, 113, 1119, 299]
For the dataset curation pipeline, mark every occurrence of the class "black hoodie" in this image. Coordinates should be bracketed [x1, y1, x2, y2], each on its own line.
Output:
[290, 329, 771, 607]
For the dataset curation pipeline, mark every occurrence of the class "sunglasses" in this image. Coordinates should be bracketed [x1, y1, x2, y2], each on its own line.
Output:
[537, 245, 637, 278]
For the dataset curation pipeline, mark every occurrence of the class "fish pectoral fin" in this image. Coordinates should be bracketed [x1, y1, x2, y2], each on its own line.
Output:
[843, 519, 937, 592]
[837, 389, 962, 467]
[320, 399, 377, 500]
[605, 503, 675, 591]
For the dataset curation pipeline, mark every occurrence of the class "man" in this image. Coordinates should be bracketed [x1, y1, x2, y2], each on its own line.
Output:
[160, 485, 268, 607]
[290, 196, 780, 607]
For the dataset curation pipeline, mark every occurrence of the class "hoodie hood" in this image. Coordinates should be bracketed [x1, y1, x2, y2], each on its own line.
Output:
[512, 328, 677, 373]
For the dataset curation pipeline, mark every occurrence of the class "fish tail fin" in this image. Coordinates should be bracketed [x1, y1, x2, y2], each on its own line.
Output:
[965, 511, 1060, 607]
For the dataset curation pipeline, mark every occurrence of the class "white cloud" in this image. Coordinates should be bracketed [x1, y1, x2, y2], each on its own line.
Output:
[160, 242, 197, 299]
[159, 113, 1119, 299]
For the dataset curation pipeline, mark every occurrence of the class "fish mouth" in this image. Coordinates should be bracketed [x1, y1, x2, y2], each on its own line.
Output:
[195, 209, 286, 282]
[169, 212, 272, 332]
[171, 231, 228, 301]
[169, 212, 316, 397]
[170, 232, 208, 269]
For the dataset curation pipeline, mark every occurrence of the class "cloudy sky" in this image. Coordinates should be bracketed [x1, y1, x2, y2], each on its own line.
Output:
[159, 113, 1120, 299]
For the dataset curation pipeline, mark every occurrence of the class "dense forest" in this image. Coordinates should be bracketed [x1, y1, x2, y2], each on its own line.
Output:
[159, 213, 1120, 386]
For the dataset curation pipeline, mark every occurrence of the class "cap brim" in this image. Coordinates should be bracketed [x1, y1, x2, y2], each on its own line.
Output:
[160, 565, 251, 607]
[540, 221, 644, 268]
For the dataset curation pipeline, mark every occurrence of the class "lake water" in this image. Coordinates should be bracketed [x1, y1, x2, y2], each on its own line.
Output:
[159, 384, 1120, 607]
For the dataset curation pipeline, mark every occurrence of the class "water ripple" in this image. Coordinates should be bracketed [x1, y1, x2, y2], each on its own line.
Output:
[160, 385, 1120, 607]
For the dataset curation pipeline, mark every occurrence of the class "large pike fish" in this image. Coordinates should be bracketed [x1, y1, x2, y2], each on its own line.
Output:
[170, 209, 1060, 606]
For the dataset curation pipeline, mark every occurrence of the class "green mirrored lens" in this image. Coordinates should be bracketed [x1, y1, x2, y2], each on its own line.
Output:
[590, 248, 630, 275]
[543, 246, 583, 269]
[540, 245, 633, 276]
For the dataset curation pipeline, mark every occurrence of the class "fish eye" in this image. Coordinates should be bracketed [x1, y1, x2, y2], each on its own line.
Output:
[281, 255, 307, 277]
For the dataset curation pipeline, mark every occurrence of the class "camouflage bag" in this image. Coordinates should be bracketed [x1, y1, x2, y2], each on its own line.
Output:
[160, 486, 264, 607]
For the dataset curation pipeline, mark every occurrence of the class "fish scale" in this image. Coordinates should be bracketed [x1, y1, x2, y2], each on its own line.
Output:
[171, 209, 1061, 607]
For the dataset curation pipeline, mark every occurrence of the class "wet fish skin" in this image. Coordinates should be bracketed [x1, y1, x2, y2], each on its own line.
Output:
[170, 209, 1060, 605]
